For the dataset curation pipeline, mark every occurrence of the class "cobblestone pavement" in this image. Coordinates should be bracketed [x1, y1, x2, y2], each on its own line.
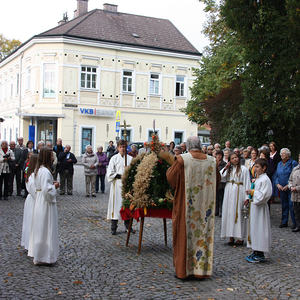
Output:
[1, 165, 300, 300]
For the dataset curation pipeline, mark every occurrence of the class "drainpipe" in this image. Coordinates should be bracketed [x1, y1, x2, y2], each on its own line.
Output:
[18, 52, 24, 136]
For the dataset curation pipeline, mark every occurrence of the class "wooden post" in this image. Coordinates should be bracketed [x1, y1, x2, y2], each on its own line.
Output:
[138, 217, 145, 255]
[163, 218, 167, 246]
[126, 218, 133, 247]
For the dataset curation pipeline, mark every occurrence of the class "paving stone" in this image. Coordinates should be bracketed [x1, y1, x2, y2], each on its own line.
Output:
[0, 165, 300, 299]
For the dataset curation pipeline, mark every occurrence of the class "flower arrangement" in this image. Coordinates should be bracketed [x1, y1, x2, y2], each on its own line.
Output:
[122, 135, 174, 211]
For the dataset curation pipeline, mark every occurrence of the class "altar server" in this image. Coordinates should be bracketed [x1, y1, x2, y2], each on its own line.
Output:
[107, 140, 132, 235]
[21, 153, 38, 250]
[220, 152, 251, 246]
[245, 158, 272, 263]
[28, 148, 60, 265]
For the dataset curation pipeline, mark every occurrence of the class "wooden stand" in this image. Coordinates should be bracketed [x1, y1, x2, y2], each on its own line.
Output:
[126, 217, 168, 254]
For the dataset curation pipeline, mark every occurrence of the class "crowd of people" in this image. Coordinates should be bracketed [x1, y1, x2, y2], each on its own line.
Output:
[0, 136, 299, 271]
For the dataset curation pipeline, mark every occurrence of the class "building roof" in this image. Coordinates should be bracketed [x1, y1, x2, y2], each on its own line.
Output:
[37, 9, 201, 56]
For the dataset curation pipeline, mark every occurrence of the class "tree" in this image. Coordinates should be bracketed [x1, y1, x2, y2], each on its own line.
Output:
[185, 0, 300, 154]
[222, 0, 300, 154]
[0, 34, 21, 60]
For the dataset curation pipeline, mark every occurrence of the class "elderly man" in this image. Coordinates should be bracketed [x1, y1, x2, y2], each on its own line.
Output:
[180, 142, 187, 154]
[214, 143, 221, 151]
[35, 141, 45, 153]
[167, 136, 217, 279]
[0, 141, 15, 200]
[174, 145, 182, 156]
[8, 141, 23, 196]
[58, 145, 77, 195]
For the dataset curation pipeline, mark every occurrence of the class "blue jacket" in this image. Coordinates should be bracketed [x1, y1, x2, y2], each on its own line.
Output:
[274, 159, 298, 186]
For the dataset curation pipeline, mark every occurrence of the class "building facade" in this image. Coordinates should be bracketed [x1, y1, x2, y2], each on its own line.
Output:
[0, 2, 201, 155]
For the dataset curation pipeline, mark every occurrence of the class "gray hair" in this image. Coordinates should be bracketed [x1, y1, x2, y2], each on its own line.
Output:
[280, 148, 291, 157]
[86, 145, 92, 150]
[186, 136, 202, 151]
[1, 140, 8, 146]
[37, 141, 45, 146]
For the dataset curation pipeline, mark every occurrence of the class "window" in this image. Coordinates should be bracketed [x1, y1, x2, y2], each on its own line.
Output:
[174, 131, 183, 145]
[121, 129, 132, 142]
[10, 81, 13, 97]
[148, 130, 159, 141]
[176, 75, 185, 97]
[16, 74, 19, 95]
[26, 67, 31, 90]
[150, 73, 160, 95]
[122, 71, 133, 92]
[81, 66, 97, 89]
[43, 64, 56, 98]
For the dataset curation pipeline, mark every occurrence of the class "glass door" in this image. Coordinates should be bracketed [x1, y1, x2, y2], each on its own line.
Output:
[81, 128, 93, 154]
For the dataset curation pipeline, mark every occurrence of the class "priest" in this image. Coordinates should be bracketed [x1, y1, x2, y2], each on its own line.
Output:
[167, 136, 217, 279]
[107, 140, 132, 235]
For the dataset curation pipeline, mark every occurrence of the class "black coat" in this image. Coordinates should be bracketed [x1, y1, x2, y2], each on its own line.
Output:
[58, 151, 77, 174]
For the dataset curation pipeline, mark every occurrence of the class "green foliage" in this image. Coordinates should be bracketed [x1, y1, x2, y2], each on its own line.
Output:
[0, 34, 21, 60]
[184, 0, 300, 154]
[146, 158, 173, 210]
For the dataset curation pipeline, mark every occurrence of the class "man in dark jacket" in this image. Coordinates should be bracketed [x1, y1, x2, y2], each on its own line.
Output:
[8, 141, 23, 196]
[58, 145, 77, 195]
[53, 138, 65, 180]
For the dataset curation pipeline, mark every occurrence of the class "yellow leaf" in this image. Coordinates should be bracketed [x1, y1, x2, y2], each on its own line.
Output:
[73, 280, 83, 285]
[120, 282, 127, 286]
[227, 288, 234, 291]
[57, 291, 62, 295]
[287, 293, 291, 297]
[7, 273, 13, 277]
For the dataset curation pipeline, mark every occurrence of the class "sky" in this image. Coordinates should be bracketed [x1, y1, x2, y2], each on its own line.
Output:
[0, 0, 210, 52]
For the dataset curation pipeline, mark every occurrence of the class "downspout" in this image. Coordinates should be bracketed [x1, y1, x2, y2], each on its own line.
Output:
[18, 52, 24, 134]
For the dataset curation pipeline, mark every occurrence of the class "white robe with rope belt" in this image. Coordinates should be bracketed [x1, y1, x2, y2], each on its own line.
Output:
[106, 153, 132, 220]
[21, 173, 36, 250]
[220, 165, 250, 239]
[28, 166, 59, 264]
[247, 173, 272, 252]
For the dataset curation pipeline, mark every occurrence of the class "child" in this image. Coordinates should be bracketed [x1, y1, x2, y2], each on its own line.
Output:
[245, 158, 272, 263]
[28, 148, 60, 265]
[21, 153, 38, 250]
[221, 152, 251, 246]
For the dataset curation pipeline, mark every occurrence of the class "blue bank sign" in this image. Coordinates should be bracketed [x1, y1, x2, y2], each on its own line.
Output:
[79, 108, 115, 118]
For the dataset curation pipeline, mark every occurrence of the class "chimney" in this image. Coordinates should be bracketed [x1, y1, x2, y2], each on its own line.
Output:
[58, 12, 69, 25]
[74, 0, 88, 18]
[103, 3, 118, 12]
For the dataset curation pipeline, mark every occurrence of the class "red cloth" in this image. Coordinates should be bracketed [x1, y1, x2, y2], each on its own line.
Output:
[120, 207, 172, 221]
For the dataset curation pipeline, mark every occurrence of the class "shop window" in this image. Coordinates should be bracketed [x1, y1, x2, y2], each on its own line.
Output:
[81, 66, 97, 89]
[176, 75, 185, 97]
[174, 131, 183, 145]
[150, 73, 160, 95]
[43, 64, 56, 98]
[81, 128, 93, 154]
[122, 70, 133, 92]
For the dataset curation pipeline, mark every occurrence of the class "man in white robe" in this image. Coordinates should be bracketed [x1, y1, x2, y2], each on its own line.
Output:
[245, 158, 272, 263]
[107, 140, 132, 235]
